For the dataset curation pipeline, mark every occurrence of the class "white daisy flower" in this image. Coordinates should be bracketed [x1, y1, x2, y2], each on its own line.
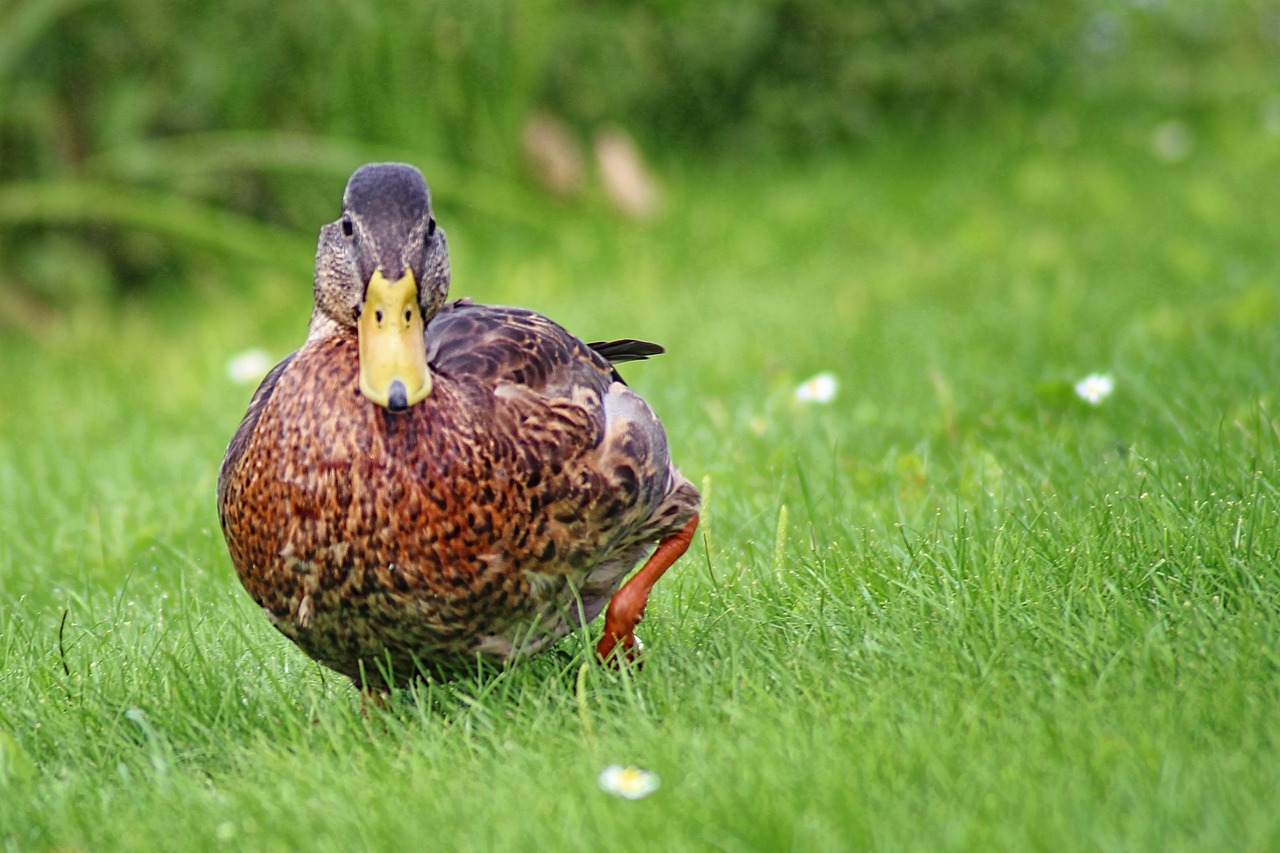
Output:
[226, 349, 273, 385]
[1074, 372, 1115, 405]
[598, 764, 660, 800]
[794, 371, 838, 405]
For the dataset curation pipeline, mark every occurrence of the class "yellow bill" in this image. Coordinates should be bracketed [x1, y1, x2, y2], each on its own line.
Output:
[357, 270, 431, 411]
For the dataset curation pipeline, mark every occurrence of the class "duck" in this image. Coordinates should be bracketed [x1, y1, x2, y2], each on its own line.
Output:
[217, 163, 701, 691]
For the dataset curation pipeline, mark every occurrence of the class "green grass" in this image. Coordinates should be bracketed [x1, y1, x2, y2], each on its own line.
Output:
[3, 104, 1280, 851]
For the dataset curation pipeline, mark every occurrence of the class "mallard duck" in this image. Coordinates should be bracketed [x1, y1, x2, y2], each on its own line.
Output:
[217, 163, 700, 690]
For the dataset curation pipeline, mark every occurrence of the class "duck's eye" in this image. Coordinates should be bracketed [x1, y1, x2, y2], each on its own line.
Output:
[425, 217, 437, 240]
[341, 216, 354, 238]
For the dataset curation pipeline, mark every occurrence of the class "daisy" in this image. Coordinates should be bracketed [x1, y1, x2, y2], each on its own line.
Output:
[1074, 372, 1114, 405]
[794, 371, 838, 405]
[598, 764, 660, 800]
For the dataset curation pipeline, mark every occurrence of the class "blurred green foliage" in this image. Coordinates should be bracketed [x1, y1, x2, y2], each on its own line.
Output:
[546, 0, 1084, 149]
[0, 0, 1275, 311]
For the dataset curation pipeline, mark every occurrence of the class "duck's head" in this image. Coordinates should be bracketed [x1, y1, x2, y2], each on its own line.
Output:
[313, 163, 449, 412]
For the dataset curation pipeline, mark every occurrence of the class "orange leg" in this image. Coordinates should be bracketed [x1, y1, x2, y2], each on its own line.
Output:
[597, 513, 700, 663]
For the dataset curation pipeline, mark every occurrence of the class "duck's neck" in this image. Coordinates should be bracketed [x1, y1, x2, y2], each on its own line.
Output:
[305, 311, 346, 344]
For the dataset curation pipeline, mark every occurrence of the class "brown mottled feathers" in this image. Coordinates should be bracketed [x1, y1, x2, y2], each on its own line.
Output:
[217, 309, 662, 510]
[426, 300, 614, 395]
[216, 354, 295, 512]
[218, 299, 699, 688]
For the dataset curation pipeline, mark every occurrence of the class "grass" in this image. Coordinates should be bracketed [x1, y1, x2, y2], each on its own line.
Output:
[2, 102, 1280, 851]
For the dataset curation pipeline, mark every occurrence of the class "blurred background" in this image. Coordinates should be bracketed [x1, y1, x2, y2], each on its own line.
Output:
[0, 0, 1275, 324]
[4, 5, 1280, 844]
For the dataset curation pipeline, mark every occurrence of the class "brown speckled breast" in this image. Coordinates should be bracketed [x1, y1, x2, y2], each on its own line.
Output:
[218, 318, 694, 688]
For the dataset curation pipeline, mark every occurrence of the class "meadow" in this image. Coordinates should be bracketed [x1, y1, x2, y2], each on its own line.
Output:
[2, 94, 1280, 850]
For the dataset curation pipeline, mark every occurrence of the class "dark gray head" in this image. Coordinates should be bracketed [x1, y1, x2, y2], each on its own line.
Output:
[314, 163, 450, 327]
[313, 163, 450, 410]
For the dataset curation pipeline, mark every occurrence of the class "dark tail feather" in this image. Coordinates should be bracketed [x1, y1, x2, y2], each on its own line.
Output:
[587, 339, 665, 364]
[587, 339, 665, 385]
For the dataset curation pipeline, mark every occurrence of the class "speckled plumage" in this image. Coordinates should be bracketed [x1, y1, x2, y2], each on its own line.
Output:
[217, 164, 699, 689]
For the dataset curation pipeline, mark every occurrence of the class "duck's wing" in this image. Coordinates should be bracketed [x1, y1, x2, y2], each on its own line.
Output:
[217, 352, 296, 511]
[426, 300, 625, 396]
[425, 296, 687, 521]
[425, 302, 696, 630]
